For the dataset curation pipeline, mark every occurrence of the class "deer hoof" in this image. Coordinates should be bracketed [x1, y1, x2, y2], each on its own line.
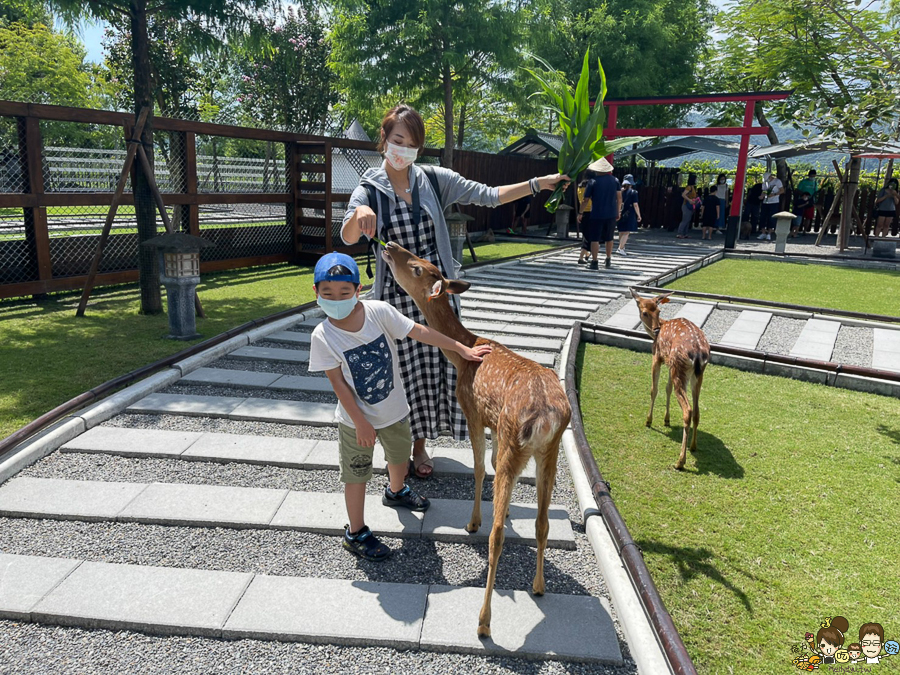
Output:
[477, 624, 491, 639]
[645, 418, 652, 427]
[465, 522, 481, 533]
[532, 581, 545, 596]
[673, 463, 685, 471]
[664, 418, 671, 427]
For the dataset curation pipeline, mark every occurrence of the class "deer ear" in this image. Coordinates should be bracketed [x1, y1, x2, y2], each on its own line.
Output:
[445, 280, 470, 295]
[428, 280, 443, 300]
[657, 292, 673, 305]
[630, 288, 642, 301]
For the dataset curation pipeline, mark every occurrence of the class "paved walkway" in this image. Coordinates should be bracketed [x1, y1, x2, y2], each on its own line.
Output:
[0, 240, 720, 666]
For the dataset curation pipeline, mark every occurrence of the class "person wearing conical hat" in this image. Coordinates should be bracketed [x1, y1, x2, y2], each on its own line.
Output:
[576, 157, 621, 269]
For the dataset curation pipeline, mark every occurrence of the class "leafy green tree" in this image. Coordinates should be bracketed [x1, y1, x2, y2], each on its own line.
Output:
[329, 0, 523, 169]
[48, 0, 271, 315]
[0, 0, 50, 25]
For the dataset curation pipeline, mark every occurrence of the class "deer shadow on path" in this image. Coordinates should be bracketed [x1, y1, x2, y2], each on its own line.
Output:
[650, 426, 744, 479]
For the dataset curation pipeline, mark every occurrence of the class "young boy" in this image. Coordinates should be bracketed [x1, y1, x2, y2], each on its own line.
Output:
[307, 252, 490, 561]
[700, 187, 720, 240]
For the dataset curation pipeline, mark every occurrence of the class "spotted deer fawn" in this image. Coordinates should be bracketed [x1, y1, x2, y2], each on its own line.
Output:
[630, 289, 710, 470]
[382, 242, 571, 638]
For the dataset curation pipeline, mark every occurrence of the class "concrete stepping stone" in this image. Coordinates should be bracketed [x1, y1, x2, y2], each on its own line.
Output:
[180, 368, 284, 389]
[223, 575, 428, 648]
[478, 334, 562, 352]
[0, 553, 82, 620]
[0, 478, 573, 547]
[510, 350, 556, 367]
[465, 276, 616, 300]
[31, 559, 253, 637]
[269, 375, 334, 393]
[61, 427, 202, 458]
[462, 320, 570, 339]
[127, 393, 246, 417]
[0, 477, 147, 521]
[719, 310, 772, 350]
[462, 300, 588, 320]
[263, 331, 311, 346]
[463, 290, 599, 312]
[228, 346, 310, 364]
[462, 310, 573, 328]
[127, 394, 336, 426]
[118, 483, 290, 528]
[420, 585, 621, 663]
[464, 283, 615, 303]
[790, 318, 841, 361]
[674, 302, 714, 328]
[603, 302, 641, 330]
[182, 433, 320, 466]
[873, 328, 900, 372]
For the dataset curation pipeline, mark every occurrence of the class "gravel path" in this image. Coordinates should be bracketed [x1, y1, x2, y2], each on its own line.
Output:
[832, 326, 875, 367]
[755, 316, 806, 355]
[699, 309, 740, 343]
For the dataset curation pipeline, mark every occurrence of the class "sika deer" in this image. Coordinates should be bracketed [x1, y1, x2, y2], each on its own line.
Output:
[382, 242, 571, 638]
[630, 289, 710, 471]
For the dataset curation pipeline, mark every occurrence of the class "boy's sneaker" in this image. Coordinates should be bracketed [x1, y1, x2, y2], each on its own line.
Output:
[577, 258, 587, 265]
[383, 484, 430, 512]
[343, 525, 391, 561]
[588, 260, 599, 270]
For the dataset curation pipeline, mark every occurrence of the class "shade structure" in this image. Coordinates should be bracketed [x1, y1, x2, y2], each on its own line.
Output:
[499, 130, 564, 158]
[749, 138, 900, 160]
[616, 136, 742, 162]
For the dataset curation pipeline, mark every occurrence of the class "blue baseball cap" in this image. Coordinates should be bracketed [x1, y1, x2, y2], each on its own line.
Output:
[314, 252, 360, 284]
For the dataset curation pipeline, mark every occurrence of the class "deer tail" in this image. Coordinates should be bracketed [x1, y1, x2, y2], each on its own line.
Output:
[519, 405, 570, 449]
[693, 351, 708, 378]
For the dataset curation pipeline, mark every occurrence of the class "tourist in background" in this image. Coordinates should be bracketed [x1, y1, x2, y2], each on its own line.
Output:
[758, 171, 783, 241]
[576, 174, 593, 264]
[715, 173, 728, 233]
[742, 177, 763, 238]
[797, 169, 819, 232]
[577, 157, 621, 269]
[874, 178, 899, 237]
[701, 185, 720, 240]
[677, 173, 699, 239]
[617, 177, 640, 255]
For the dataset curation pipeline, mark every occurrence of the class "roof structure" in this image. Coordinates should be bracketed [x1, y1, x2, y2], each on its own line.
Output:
[616, 137, 742, 162]
[749, 138, 900, 160]
[498, 130, 564, 158]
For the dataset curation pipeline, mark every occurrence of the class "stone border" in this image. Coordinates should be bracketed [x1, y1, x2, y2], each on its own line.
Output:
[557, 329, 673, 675]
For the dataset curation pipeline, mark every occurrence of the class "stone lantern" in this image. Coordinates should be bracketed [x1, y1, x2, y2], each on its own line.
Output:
[555, 204, 573, 239]
[141, 232, 213, 340]
[772, 211, 795, 254]
[446, 211, 474, 263]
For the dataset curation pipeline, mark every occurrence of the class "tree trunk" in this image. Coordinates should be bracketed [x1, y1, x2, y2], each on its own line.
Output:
[755, 102, 789, 191]
[841, 156, 861, 250]
[131, 0, 162, 314]
[457, 101, 466, 149]
[442, 63, 454, 170]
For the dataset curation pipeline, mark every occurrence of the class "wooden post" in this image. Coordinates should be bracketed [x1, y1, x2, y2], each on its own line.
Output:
[18, 115, 52, 297]
[76, 108, 149, 316]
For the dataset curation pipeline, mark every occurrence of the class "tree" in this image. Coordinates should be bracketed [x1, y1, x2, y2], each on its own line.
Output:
[236, 6, 336, 132]
[525, 0, 715, 130]
[0, 0, 51, 25]
[328, 0, 523, 169]
[48, 0, 270, 315]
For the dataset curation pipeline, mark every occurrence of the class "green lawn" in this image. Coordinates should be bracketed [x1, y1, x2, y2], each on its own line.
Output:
[0, 240, 558, 440]
[579, 343, 900, 675]
[665, 259, 900, 317]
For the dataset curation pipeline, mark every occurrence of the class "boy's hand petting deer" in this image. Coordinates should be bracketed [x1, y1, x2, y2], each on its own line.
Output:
[382, 242, 571, 639]
[630, 289, 710, 471]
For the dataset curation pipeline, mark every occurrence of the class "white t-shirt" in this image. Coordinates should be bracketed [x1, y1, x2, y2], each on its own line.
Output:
[715, 183, 728, 200]
[763, 178, 783, 204]
[308, 300, 415, 429]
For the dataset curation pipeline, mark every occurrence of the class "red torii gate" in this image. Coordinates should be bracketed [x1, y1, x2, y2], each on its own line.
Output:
[598, 91, 792, 247]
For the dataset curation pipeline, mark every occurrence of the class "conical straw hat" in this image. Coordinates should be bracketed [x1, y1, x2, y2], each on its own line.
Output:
[587, 157, 613, 173]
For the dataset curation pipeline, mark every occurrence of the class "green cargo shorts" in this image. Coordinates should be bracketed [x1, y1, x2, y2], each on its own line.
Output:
[337, 417, 412, 484]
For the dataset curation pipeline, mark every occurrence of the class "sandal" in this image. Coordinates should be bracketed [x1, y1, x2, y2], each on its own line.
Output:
[408, 455, 434, 480]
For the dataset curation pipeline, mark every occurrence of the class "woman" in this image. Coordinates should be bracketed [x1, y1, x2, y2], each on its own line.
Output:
[341, 105, 569, 478]
[616, 177, 640, 254]
[677, 174, 698, 239]
[576, 174, 593, 264]
[874, 178, 899, 237]
[715, 173, 728, 232]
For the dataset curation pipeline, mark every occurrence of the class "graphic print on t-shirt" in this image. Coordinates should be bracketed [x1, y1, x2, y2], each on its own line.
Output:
[344, 334, 394, 405]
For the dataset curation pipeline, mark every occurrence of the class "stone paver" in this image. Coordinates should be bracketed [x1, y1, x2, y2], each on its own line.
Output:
[790, 318, 841, 361]
[228, 398, 336, 425]
[463, 290, 599, 312]
[180, 368, 283, 389]
[462, 300, 589, 320]
[674, 302, 714, 328]
[873, 328, 900, 372]
[462, 310, 573, 328]
[268, 375, 334, 393]
[61, 427, 201, 458]
[0, 554, 82, 620]
[118, 483, 290, 528]
[510, 350, 556, 367]
[270, 492, 423, 536]
[419, 585, 622, 664]
[0, 477, 147, 521]
[604, 302, 641, 330]
[181, 432, 319, 466]
[228, 346, 310, 364]
[127, 393, 246, 417]
[421, 499, 575, 549]
[461, 321, 570, 339]
[264, 331, 312, 346]
[464, 275, 616, 300]
[31, 560, 252, 637]
[223, 575, 428, 648]
[719, 310, 773, 349]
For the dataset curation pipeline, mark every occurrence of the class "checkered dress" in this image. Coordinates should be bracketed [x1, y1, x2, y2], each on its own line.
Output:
[382, 198, 468, 442]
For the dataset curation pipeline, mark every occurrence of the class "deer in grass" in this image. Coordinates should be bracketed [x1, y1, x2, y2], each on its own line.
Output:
[381, 242, 570, 639]
[630, 289, 710, 471]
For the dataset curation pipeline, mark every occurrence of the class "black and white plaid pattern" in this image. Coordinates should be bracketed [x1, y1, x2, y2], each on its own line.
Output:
[382, 200, 468, 442]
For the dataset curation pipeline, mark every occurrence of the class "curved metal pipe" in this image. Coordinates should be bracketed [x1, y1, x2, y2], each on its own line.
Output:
[564, 322, 698, 675]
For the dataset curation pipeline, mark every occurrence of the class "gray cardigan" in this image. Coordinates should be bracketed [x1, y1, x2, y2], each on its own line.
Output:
[341, 161, 501, 306]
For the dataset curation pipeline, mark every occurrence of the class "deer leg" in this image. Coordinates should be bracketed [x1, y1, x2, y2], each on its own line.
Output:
[478, 441, 516, 639]
[532, 444, 559, 598]
[673, 378, 692, 471]
[466, 423, 487, 533]
[664, 372, 674, 427]
[690, 372, 703, 452]
[490, 431, 499, 471]
[646, 356, 662, 427]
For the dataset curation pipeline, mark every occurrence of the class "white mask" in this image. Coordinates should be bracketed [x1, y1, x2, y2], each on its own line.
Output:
[385, 142, 418, 171]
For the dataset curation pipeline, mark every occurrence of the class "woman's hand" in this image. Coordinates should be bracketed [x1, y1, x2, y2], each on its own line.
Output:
[354, 204, 377, 240]
[537, 174, 571, 191]
[576, 213, 583, 223]
[459, 343, 492, 362]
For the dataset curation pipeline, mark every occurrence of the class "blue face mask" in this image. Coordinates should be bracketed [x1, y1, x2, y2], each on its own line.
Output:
[317, 295, 358, 320]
